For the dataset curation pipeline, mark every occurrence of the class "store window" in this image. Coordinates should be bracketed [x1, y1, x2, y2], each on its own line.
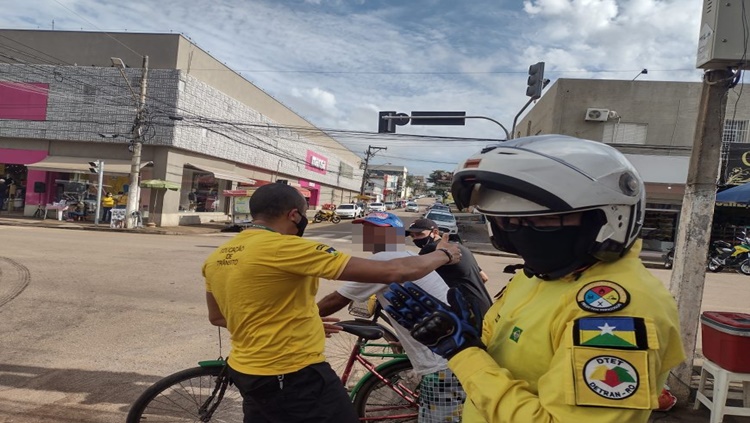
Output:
[0, 164, 28, 212]
[181, 168, 224, 212]
[642, 204, 680, 251]
[723, 120, 749, 144]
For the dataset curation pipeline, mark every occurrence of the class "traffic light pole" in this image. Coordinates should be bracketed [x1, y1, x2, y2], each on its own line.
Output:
[510, 98, 535, 140]
[93, 160, 104, 226]
[380, 114, 510, 140]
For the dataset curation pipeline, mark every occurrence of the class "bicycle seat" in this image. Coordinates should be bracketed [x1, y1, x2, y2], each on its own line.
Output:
[336, 321, 385, 340]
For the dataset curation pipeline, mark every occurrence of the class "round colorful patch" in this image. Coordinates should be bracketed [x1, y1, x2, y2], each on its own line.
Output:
[583, 355, 639, 400]
[576, 281, 630, 313]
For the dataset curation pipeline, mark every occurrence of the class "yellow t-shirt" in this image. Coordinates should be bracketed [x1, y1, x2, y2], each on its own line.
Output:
[449, 240, 685, 423]
[202, 228, 351, 376]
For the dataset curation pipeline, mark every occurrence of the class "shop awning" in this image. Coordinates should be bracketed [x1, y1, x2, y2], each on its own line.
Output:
[186, 163, 256, 185]
[27, 156, 152, 175]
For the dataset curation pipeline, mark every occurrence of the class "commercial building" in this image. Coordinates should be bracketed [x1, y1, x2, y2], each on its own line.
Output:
[516, 78, 750, 250]
[0, 29, 363, 226]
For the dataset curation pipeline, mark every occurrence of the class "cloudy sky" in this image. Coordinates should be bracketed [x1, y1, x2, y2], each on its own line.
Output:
[2, 0, 706, 175]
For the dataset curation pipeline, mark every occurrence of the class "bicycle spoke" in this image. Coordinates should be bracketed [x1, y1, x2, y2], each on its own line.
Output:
[129, 367, 243, 422]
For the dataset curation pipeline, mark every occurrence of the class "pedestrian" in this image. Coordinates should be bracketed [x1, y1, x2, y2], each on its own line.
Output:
[317, 212, 466, 422]
[188, 188, 198, 211]
[101, 192, 115, 222]
[405, 217, 493, 316]
[201, 182, 462, 423]
[385, 135, 685, 422]
[115, 191, 128, 209]
[0, 178, 6, 213]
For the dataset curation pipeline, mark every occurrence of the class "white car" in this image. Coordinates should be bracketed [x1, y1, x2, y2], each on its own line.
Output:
[425, 210, 459, 236]
[405, 202, 420, 212]
[336, 203, 363, 219]
[369, 202, 386, 212]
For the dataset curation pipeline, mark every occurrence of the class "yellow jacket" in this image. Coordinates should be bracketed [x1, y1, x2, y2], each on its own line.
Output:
[449, 240, 684, 423]
[102, 196, 115, 207]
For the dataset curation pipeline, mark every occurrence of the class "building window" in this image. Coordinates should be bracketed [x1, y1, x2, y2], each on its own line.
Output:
[723, 120, 749, 143]
[603, 123, 647, 144]
[181, 168, 222, 212]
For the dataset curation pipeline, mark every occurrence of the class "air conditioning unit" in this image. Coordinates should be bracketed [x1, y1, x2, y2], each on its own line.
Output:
[585, 108, 609, 122]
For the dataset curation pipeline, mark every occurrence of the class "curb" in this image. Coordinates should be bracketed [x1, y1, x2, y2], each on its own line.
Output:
[0, 218, 220, 236]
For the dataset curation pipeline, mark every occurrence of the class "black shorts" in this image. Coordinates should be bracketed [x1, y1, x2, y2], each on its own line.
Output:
[228, 361, 359, 423]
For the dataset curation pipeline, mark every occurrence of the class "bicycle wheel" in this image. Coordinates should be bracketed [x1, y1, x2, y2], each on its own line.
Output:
[126, 366, 243, 422]
[352, 359, 420, 422]
[325, 320, 403, 390]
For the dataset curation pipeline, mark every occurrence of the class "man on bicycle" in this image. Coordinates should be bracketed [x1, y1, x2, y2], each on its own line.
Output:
[406, 217, 493, 316]
[317, 211, 466, 422]
[202, 183, 462, 423]
[384, 135, 685, 422]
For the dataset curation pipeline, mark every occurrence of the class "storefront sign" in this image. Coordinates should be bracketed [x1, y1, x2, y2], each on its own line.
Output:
[306, 150, 328, 175]
[0, 83, 49, 121]
[724, 143, 750, 185]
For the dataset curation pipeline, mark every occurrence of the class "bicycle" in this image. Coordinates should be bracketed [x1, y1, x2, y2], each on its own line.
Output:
[127, 306, 420, 422]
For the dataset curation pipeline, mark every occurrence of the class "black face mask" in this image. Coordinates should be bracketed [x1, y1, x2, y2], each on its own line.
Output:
[505, 226, 585, 279]
[295, 214, 308, 237]
[413, 234, 438, 250]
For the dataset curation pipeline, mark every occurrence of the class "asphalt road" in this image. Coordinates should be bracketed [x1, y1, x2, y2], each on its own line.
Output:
[1, 222, 748, 422]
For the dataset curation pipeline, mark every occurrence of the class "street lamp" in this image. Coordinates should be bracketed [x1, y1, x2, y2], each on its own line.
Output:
[111, 55, 149, 228]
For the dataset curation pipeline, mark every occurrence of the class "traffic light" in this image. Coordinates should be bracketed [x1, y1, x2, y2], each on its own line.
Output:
[378, 111, 396, 133]
[89, 161, 100, 174]
[526, 62, 545, 100]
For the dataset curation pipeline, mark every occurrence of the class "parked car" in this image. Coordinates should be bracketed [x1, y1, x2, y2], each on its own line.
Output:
[335, 203, 363, 219]
[385, 201, 396, 210]
[425, 210, 460, 241]
[428, 203, 451, 213]
[369, 202, 386, 212]
[405, 202, 420, 212]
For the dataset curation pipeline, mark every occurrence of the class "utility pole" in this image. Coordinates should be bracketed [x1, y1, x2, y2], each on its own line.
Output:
[359, 146, 387, 196]
[125, 56, 149, 229]
[667, 69, 733, 402]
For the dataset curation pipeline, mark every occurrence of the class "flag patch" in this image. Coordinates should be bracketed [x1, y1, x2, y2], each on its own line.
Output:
[574, 317, 648, 350]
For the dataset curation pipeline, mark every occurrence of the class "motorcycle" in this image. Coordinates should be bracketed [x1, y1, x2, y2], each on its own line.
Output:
[663, 248, 674, 269]
[312, 208, 341, 224]
[707, 233, 750, 275]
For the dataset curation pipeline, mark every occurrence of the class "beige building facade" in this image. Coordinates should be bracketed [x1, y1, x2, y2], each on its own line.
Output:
[515, 78, 750, 250]
[0, 29, 363, 226]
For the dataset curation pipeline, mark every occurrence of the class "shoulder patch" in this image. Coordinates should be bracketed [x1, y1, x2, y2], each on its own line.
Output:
[576, 281, 630, 313]
[584, 355, 640, 400]
[315, 244, 339, 255]
[573, 317, 648, 350]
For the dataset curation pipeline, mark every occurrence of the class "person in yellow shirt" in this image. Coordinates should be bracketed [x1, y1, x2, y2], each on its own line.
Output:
[202, 182, 463, 423]
[101, 192, 115, 222]
[385, 135, 685, 423]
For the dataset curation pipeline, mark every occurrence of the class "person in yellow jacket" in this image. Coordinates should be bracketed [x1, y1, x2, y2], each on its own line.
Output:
[385, 135, 685, 423]
[101, 192, 115, 222]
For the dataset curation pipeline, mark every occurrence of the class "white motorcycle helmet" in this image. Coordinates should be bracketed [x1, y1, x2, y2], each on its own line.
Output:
[452, 134, 645, 264]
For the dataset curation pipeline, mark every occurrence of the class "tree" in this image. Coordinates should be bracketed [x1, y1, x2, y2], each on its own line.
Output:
[427, 170, 453, 197]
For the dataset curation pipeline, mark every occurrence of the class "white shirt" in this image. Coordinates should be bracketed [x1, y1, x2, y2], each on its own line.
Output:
[337, 250, 449, 376]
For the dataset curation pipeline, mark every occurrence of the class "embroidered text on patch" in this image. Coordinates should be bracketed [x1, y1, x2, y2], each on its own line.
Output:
[576, 281, 630, 313]
[583, 355, 639, 400]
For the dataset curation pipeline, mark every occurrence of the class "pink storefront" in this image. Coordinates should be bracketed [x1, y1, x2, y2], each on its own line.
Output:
[0, 148, 54, 214]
